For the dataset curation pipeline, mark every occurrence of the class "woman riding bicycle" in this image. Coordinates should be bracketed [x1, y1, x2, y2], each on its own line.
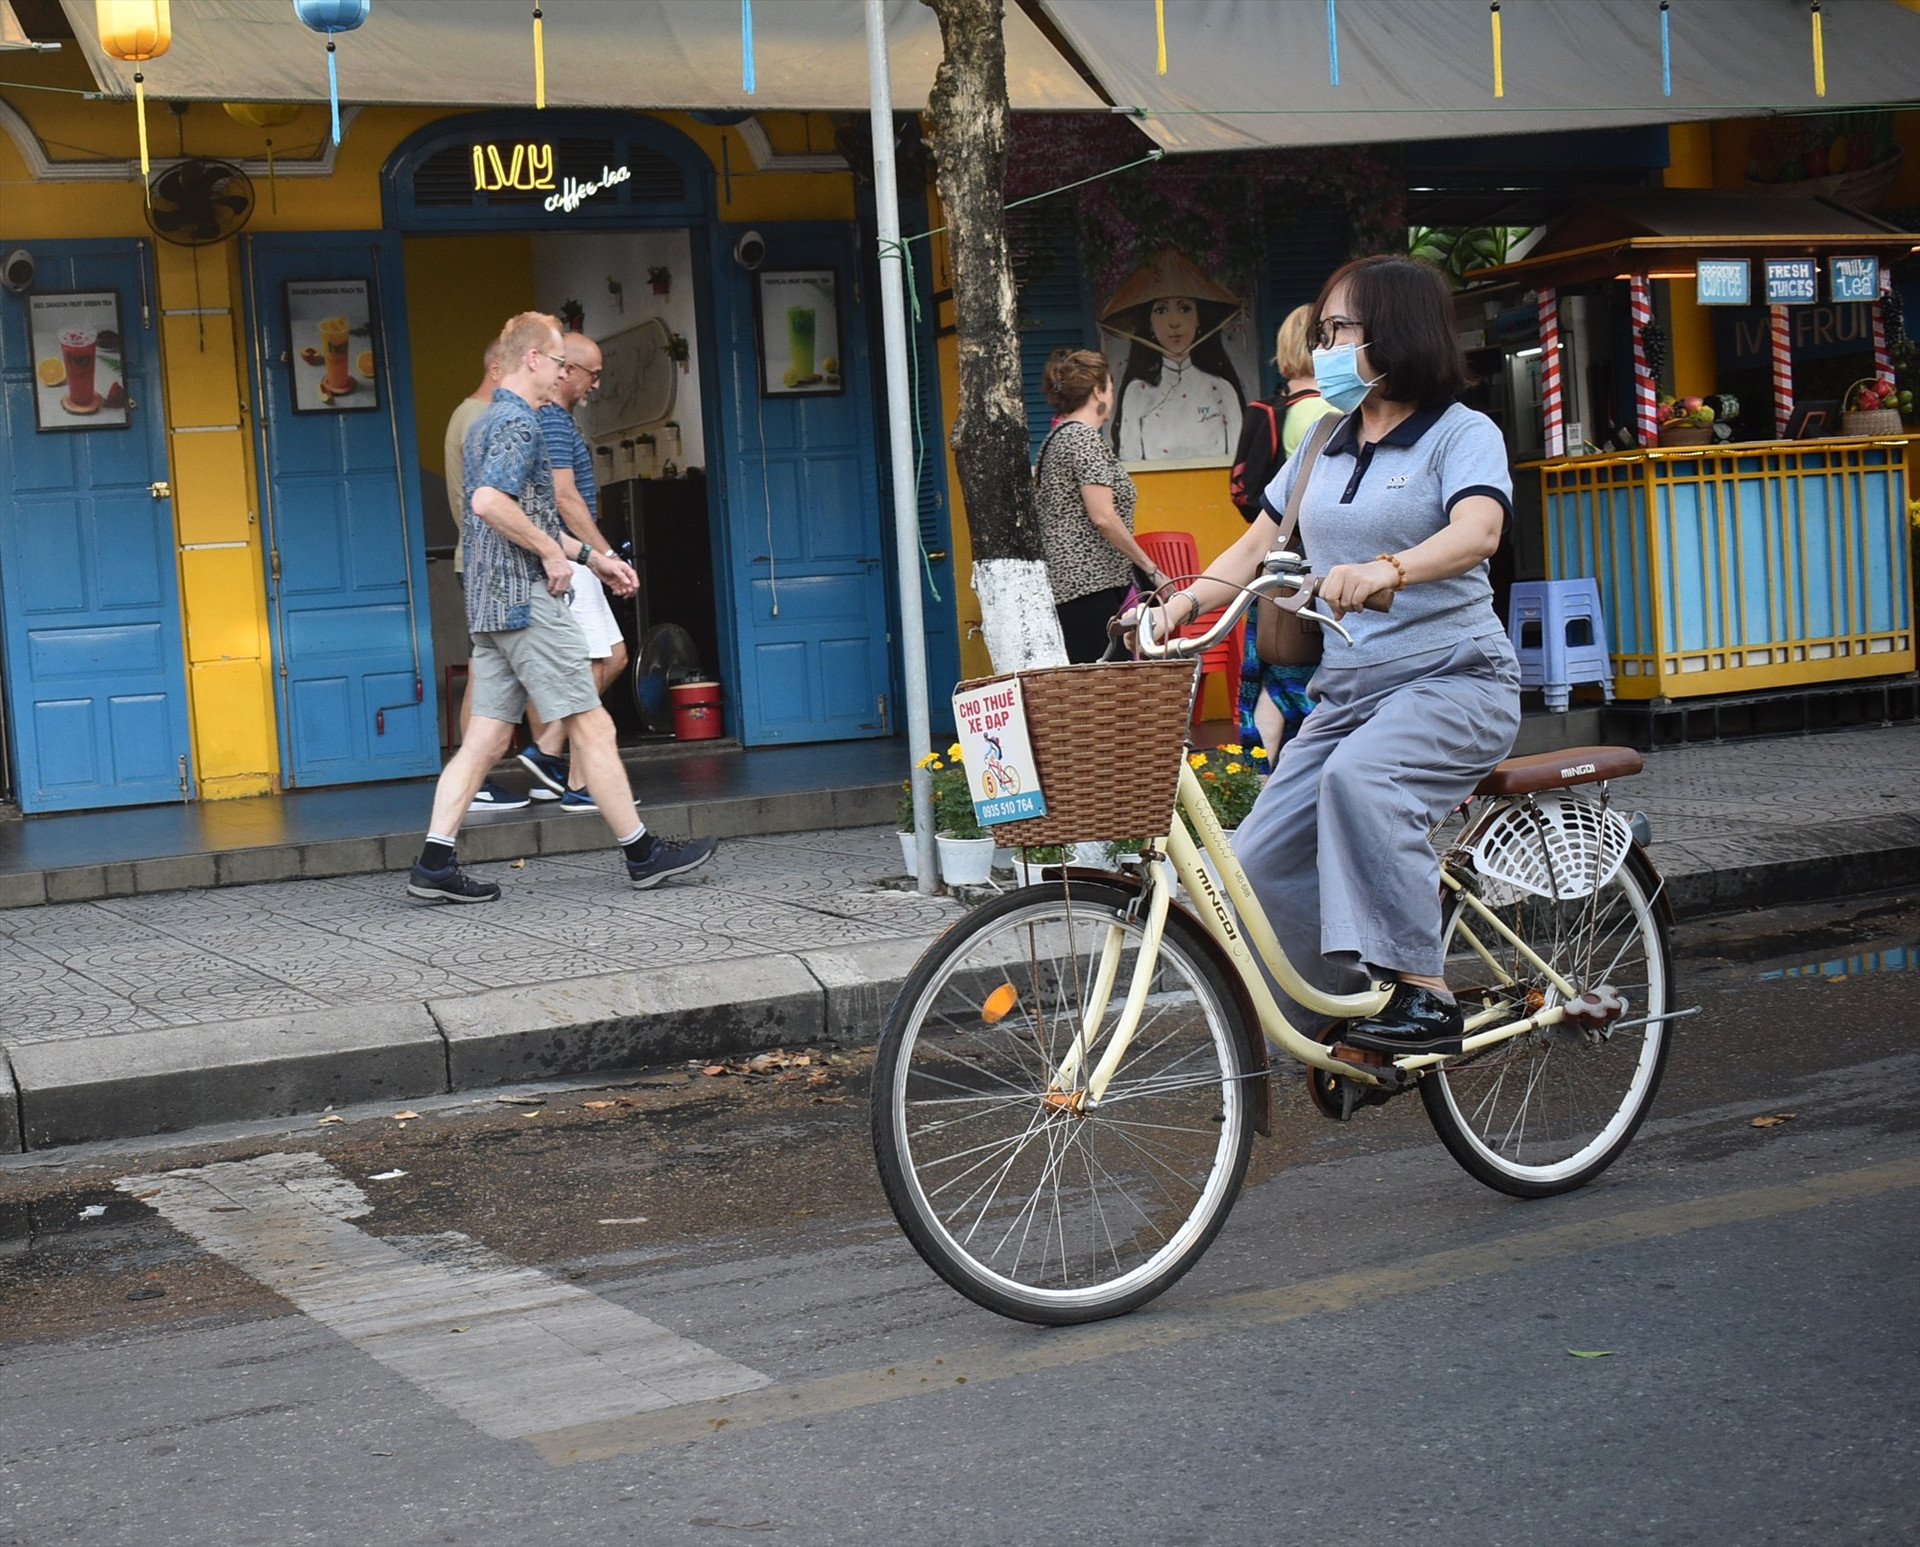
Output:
[1150, 254, 1521, 1058]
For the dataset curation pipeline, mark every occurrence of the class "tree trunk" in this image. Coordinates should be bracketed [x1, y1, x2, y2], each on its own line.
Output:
[923, 0, 1066, 671]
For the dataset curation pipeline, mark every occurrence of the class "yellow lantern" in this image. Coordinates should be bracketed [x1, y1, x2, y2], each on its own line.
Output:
[223, 103, 301, 212]
[96, 1, 172, 196]
[222, 102, 300, 129]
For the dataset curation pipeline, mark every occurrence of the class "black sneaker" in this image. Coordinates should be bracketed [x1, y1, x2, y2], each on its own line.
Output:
[1341, 982, 1464, 1057]
[626, 835, 718, 890]
[468, 779, 530, 813]
[407, 859, 501, 903]
[518, 747, 569, 796]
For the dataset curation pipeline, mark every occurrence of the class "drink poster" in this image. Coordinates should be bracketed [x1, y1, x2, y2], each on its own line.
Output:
[756, 269, 842, 396]
[284, 279, 379, 413]
[952, 677, 1048, 826]
[28, 291, 129, 431]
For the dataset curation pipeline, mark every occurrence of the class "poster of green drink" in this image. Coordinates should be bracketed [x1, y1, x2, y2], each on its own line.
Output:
[757, 269, 842, 397]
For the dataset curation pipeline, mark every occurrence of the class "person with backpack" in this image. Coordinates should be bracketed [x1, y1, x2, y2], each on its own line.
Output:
[1228, 305, 1342, 756]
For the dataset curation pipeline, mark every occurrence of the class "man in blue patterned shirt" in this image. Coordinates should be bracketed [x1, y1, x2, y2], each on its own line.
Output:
[408, 312, 717, 902]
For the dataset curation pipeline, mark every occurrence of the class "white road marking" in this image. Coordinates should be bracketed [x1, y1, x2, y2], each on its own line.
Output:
[117, 1151, 767, 1441]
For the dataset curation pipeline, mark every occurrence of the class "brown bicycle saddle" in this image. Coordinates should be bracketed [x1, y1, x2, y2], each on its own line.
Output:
[1473, 745, 1644, 798]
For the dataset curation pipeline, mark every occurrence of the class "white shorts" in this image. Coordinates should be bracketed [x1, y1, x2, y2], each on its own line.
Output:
[567, 561, 624, 659]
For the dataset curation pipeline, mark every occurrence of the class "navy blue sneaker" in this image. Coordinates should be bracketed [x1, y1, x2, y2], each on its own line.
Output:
[518, 746, 569, 796]
[626, 835, 718, 890]
[468, 779, 530, 813]
[558, 787, 598, 814]
[407, 859, 501, 903]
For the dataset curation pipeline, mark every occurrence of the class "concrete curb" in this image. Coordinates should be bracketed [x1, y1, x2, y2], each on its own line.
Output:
[3, 931, 945, 1153]
[1654, 816, 1920, 919]
[10, 1005, 450, 1150]
[1, 1054, 21, 1155]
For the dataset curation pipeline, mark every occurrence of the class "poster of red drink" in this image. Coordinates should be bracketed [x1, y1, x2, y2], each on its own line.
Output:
[28, 291, 128, 431]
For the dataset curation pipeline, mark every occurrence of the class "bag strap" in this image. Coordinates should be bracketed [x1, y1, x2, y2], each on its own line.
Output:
[1271, 412, 1337, 552]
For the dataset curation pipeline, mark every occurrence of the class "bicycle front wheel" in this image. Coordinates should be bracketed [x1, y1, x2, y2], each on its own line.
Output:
[873, 880, 1254, 1325]
[1423, 851, 1674, 1198]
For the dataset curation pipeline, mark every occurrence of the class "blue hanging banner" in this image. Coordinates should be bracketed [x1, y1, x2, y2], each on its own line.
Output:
[741, 0, 756, 94]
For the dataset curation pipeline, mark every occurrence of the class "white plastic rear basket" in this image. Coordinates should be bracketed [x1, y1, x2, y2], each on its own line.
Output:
[1468, 792, 1634, 904]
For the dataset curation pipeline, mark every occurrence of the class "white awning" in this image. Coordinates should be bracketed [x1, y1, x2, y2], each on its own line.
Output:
[59, 0, 1103, 112]
[2, 1, 40, 50]
[1039, 0, 1920, 153]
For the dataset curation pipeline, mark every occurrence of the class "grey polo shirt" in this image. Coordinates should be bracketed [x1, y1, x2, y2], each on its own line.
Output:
[1260, 400, 1512, 670]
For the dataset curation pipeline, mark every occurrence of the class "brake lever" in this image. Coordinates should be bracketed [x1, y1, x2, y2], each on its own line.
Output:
[1296, 603, 1354, 646]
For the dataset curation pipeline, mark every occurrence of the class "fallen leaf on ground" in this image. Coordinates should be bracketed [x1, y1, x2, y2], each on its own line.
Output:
[702, 1065, 728, 1077]
[1567, 1349, 1614, 1358]
[582, 1101, 614, 1110]
[1751, 1112, 1797, 1128]
[510, 859, 527, 869]
[317, 1115, 345, 1125]
[449, 1326, 468, 1334]
[132, 1189, 160, 1200]
[392, 1111, 420, 1121]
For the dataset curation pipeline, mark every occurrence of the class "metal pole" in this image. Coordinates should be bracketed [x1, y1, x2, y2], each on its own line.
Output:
[866, 0, 938, 893]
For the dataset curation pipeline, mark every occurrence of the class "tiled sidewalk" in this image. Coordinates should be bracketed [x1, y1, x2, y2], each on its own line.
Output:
[0, 828, 961, 1053]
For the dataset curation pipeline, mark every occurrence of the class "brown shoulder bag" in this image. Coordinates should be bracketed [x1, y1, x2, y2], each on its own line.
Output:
[1253, 415, 1336, 668]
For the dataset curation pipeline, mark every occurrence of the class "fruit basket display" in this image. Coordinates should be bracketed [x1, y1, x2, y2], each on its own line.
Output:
[1655, 393, 1732, 448]
[1840, 378, 1909, 438]
[1743, 113, 1904, 211]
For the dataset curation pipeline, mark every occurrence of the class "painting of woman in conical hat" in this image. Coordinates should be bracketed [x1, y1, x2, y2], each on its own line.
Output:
[1101, 248, 1250, 463]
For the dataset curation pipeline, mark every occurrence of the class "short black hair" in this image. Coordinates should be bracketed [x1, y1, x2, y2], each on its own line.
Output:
[1313, 255, 1467, 409]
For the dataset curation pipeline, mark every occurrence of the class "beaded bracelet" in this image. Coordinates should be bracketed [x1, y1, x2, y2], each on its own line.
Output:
[1375, 552, 1409, 590]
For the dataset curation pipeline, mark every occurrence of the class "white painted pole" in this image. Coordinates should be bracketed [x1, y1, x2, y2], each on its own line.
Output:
[866, 0, 938, 894]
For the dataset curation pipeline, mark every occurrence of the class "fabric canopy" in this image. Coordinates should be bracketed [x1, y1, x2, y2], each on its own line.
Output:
[59, 0, 1103, 112]
[1, 2, 38, 50]
[1039, 0, 1920, 153]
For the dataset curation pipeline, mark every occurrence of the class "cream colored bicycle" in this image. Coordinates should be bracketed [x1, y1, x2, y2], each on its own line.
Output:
[872, 555, 1687, 1325]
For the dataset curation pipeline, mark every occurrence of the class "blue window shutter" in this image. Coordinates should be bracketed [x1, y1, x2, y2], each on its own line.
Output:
[1011, 207, 1097, 457]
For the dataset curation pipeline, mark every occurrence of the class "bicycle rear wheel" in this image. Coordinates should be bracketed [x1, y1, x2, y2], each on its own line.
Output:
[1423, 850, 1673, 1198]
[872, 880, 1254, 1325]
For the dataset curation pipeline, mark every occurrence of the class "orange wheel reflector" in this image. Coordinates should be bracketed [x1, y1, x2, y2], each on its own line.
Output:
[982, 983, 1019, 1024]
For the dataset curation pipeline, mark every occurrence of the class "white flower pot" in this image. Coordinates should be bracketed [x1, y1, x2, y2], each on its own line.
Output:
[1073, 841, 1114, 869]
[936, 834, 996, 887]
[992, 846, 1017, 874]
[897, 830, 919, 880]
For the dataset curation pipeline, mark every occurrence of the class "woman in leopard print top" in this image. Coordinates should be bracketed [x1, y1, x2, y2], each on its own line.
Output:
[1035, 349, 1169, 662]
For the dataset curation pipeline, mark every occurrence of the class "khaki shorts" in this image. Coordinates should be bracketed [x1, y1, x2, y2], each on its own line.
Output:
[469, 588, 602, 724]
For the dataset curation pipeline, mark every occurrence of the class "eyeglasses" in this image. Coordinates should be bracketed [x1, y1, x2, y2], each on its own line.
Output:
[576, 367, 603, 382]
[539, 351, 568, 370]
[1312, 316, 1365, 351]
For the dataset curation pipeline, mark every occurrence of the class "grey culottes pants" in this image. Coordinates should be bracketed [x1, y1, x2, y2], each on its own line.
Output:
[1231, 633, 1521, 1021]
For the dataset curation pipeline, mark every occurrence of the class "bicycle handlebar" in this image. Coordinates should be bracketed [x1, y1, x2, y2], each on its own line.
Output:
[1117, 551, 1393, 661]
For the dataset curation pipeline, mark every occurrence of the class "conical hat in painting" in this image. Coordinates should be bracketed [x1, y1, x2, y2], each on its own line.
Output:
[1099, 248, 1241, 320]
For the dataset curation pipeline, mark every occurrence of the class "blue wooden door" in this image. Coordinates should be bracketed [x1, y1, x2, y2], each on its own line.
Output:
[0, 240, 193, 812]
[244, 233, 437, 786]
[711, 224, 892, 743]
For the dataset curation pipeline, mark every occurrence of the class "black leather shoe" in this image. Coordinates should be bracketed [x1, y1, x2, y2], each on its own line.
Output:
[1342, 982, 1463, 1056]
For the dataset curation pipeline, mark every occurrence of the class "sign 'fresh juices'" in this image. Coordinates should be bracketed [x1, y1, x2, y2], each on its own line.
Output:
[952, 679, 1047, 825]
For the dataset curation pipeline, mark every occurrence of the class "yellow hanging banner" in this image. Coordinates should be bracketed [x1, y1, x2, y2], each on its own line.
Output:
[1490, 2, 1505, 98]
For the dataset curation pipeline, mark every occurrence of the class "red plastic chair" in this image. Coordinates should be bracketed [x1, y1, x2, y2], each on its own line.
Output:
[1136, 530, 1243, 728]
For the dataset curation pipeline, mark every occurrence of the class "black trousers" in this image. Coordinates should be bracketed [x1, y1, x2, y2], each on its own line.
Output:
[1055, 585, 1131, 665]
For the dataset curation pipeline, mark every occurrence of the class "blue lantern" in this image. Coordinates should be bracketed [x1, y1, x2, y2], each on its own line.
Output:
[293, 0, 370, 145]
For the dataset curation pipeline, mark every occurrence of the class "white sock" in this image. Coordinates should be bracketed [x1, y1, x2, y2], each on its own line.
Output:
[615, 825, 646, 847]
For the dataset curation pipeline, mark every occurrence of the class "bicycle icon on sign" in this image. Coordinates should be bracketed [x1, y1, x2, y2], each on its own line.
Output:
[979, 734, 1020, 797]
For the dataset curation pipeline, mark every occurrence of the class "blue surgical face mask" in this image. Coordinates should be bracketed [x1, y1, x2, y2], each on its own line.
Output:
[1311, 342, 1384, 414]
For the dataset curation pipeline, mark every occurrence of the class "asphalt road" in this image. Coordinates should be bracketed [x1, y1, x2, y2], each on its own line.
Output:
[3, 890, 1917, 1546]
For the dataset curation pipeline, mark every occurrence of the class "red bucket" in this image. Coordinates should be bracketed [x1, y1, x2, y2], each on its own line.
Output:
[669, 679, 723, 740]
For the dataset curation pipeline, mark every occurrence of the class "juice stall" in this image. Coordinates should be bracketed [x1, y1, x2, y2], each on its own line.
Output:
[1467, 189, 1918, 703]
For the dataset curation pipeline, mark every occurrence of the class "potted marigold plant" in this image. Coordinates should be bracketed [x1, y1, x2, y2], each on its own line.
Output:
[1185, 743, 1267, 831]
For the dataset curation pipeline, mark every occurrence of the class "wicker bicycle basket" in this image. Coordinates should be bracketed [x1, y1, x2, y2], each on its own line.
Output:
[964, 659, 1199, 847]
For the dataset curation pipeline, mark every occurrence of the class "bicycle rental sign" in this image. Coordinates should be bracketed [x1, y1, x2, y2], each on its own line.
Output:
[953, 680, 1047, 826]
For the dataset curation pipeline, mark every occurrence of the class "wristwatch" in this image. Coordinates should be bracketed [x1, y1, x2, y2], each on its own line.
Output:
[576, 542, 594, 565]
